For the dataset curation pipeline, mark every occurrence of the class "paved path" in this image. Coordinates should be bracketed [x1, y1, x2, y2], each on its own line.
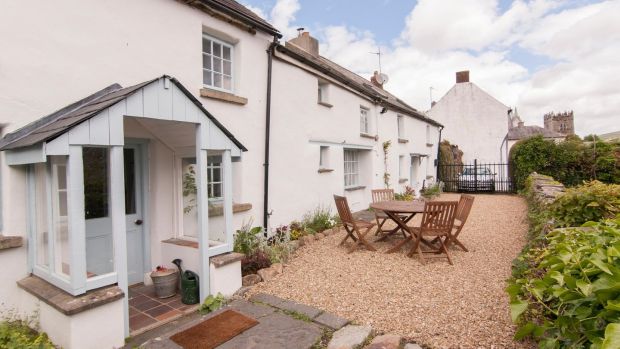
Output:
[125, 294, 348, 349]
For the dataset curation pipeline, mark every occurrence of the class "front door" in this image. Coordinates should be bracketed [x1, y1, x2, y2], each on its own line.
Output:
[124, 145, 145, 285]
[410, 156, 420, 190]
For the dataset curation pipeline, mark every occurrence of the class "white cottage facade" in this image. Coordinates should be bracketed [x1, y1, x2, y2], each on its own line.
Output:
[0, 1, 441, 347]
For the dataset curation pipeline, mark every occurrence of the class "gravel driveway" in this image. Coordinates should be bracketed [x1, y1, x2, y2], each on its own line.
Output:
[248, 194, 533, 348]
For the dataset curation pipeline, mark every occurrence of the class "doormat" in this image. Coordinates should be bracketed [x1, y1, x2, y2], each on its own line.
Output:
[170, 309, 258, 349]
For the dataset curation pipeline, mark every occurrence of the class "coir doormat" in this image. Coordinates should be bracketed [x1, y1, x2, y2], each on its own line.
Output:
[170, 309, 258, 349]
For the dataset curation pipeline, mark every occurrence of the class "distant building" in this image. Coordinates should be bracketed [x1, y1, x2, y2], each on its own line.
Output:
[504, 108, 565, 160]
[544, 111, 575, 136]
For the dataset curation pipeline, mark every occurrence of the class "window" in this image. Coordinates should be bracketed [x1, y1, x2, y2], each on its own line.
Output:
[426, 125, 431, 144]
[344, 150, 360, 187]
[202, 35, 233, 92]
[319, 146, 329, 169]
[207, 156, 222, 200]
[360, 107, 369, 134]
[397, 115, 405, 138]
[318, 80, 331, 106]
[399, 155, 406, 178]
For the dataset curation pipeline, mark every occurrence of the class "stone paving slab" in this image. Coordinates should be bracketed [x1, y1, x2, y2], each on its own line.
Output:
[217, 312, 322, 349]
[327, 325, 372, 349]
[249, 292, 285, 307]
[228, 299, 275, 319]
[277, 298, 322, 319]
[313, 311, 349, 330]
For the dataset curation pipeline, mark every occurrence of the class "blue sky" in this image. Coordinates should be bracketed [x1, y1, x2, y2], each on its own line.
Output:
[242, 0, 619, 135]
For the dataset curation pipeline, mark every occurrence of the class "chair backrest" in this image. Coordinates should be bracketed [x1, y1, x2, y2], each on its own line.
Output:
[371, 189, 395, 203]
[333, 195, 354, 226]
[456, 194, 475, 224]
[420, 201, 458, 235]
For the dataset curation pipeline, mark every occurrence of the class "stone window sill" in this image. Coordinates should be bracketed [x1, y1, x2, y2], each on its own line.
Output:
[318, 101, 333, 108]
[344, 185, 366, 192]
[200, 88, 248, 105]
[318, 168, 334, 173]
[360, 133, 377, 140]
[210, 252, 244, 268]
[398, 138, 409, 144]
[0, 236, 23, 250]
[426, 143, 434, 147]
[17, 276, 124, 316]
[209, 202, 252, 217]
[399, 178, 408, 183]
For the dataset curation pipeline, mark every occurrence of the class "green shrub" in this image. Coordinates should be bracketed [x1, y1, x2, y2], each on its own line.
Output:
[241, 249, 271, 276]
[199, 293, 226, 314]
[421, 182, 443, 200]
[233, 222, 264, 256]
[507, 217, 620, 348]
[548, 181, 620, 227]
[0, 320, 55, 349]
[394, 185, 415, 201]
[302, 206, 337, 234]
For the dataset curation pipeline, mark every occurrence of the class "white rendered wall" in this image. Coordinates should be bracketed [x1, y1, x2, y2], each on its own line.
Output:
[428, 82, 509, 164]
[18, 290, 124, 349]
[209, 261, 242, 297]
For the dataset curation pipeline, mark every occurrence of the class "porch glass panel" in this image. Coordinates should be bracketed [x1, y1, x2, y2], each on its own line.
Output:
[34, 164, 49, 268]
[50, 156, 70, 279]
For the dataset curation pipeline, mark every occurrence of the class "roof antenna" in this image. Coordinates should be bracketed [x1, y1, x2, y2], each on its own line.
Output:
[429, 86, 434, 107]
[296, 27, 305, 37]
[369, 47, 382, 74]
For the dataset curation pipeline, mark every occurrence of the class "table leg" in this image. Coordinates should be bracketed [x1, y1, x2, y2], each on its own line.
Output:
[376, 213, 415, 242]
[384, 211, 415, 253]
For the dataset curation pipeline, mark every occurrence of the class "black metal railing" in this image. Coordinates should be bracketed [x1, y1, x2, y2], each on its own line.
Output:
[438, 159, 515, 193]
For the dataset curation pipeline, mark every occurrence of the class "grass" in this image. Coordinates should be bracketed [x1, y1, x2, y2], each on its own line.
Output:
[310, 329, 334, 349]
[280, 309, 313, 322]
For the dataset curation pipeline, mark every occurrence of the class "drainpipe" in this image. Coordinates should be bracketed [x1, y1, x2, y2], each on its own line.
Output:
[435, 125, 444, 180]
[263, 38, 277, 231]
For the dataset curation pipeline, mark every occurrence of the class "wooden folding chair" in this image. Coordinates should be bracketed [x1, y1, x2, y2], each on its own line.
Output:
[408, 201, 458, 265]
[445, 194, 475, 251]
[333, 195, 377, 253]
[371, 189, 408, 238]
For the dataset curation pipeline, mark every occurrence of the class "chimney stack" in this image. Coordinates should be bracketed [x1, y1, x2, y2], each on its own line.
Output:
[456, 70, 470, 83]
[287, 31, 319, 56]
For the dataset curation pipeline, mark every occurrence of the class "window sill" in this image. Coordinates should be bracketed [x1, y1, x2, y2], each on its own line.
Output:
[398, 138, 409, 144]
[318, 168, 334, 173]
[426, 143, 434, 147]
[17, 275, 124, 316]
[200, 88, 248, 105]
[360, 133, 377, 140]
[318, 101, 333, 108]
[0, 235, 23, 250]
[344, 185, 366, 191]
[399, 178, 408, 183]
[209, 202, 252, 217]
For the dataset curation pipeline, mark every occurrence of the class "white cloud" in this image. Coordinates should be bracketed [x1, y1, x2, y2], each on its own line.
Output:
[270, 0, 301, 39]
[264, 0, 619, 135]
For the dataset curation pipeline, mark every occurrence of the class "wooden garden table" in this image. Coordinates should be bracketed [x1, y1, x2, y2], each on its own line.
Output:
[369, 200, 426, 253]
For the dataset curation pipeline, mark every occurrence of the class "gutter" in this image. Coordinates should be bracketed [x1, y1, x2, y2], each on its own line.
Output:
[436, 125, 444, 180]
[263, 39, 277, 230]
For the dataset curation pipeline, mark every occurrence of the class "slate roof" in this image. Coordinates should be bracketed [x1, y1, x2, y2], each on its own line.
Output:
[506, 125, 565, 141]
[275, 42, 443, 128]
[0, 75, 247, 151]
[181, 0, 280, 37]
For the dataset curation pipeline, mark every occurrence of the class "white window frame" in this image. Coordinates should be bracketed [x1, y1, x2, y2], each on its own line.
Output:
[202, 34, 234, 93]
[344, 149, 360, 188]
[360, 107, 370, 134]
[397, 115, 405, 139]
[207, 155, 223, 202]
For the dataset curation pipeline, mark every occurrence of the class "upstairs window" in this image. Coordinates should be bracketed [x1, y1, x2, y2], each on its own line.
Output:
[360, 107, 370, 134]
[426, 125, 432, 145]
[318, 80, 331, 106]
[202, 35, 233, 92]
[397, 115, 405, 139]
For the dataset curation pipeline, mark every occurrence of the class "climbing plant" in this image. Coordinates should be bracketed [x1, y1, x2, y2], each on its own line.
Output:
[383, 140, 391, 188]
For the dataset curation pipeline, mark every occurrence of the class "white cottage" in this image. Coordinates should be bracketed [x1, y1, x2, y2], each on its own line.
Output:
[0, 1, 441, 347]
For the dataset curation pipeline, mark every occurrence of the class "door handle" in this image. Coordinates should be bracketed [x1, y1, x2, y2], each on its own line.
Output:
[134, 219, 143, 226]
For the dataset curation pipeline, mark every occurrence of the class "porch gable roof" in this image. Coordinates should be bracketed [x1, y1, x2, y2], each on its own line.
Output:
[0, 75, 247, 152]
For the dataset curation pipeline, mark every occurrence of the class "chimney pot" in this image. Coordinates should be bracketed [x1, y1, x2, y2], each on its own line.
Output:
[456, 70, 470, 83]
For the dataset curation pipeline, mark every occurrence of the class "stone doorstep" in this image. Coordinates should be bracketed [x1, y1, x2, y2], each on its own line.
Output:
[17, 275, 124, 316]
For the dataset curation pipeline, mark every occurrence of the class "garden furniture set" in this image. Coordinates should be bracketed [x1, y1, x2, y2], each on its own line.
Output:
[334, 190, 475, 265]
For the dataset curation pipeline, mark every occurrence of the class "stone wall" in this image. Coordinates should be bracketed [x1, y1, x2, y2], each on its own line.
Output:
[526, 172, 566, 206]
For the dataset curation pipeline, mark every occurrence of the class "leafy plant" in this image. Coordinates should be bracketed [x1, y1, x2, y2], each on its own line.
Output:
[507, 217, 620, 348]
[233, 221, 264, 256]
[548, 181, 620, 228]
[383, 140, 391, 188]
[421, 181, 443, 199]
[395, 185, 415, 201]
[0, 320, 55, 349]
[241, 249, 272, 276]
[302, 206, 337, 234]
[199, 293, 226, 314]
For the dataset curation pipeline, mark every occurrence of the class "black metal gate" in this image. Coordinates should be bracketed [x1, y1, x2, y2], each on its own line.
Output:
[438, 159, 515, 193]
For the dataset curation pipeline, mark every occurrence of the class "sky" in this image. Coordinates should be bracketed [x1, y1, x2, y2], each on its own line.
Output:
[241, 0, 619, 136]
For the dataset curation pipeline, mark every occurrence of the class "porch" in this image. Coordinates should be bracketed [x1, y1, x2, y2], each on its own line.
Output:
[0, 76, 246, 348]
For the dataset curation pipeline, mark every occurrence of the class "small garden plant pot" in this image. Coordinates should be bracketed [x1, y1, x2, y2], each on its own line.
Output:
[150, 269, 178, 298]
